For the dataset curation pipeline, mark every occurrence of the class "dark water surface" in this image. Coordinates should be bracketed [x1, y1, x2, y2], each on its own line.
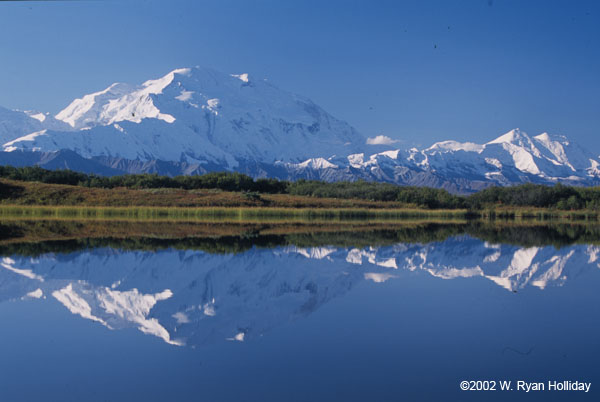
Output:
[0, 222, 598, 401]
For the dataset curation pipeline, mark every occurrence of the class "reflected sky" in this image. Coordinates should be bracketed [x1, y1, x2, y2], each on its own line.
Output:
[0, 232, 599, 401]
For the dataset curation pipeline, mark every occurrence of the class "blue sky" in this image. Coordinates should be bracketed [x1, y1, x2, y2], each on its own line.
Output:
[0, 0, 598, 149]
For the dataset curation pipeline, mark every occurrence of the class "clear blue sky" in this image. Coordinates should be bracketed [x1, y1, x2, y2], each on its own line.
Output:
[0, 0, 598, 150]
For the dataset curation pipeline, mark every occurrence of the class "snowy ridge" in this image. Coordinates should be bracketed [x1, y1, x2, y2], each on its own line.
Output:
[277, 128, 600, 193]
[55, 68, 194, 129]
[427, 140, 484, 153]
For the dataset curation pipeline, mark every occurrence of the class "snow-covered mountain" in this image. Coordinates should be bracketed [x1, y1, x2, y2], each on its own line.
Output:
[277, 128, 600, 193]
[2, 67, 364, 168]
[1, 236, 598, 347]
[0, 66, 599, 192]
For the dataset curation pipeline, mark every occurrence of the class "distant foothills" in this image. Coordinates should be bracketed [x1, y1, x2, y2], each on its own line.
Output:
[1, 166, 600, 214]
[0, 66, 599, 194]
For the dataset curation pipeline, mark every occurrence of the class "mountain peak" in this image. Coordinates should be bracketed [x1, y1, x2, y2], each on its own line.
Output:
[487, 128, 531, 146]
[533, 132, 569, 144]
[53, 67, 264, 131]
[534, 132, 550, 141]
[55, 68, 204, 130]
[141, 67, 192, 94]
[55, 82, 136, 128]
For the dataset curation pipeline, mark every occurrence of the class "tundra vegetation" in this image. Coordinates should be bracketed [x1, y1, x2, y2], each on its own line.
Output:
[1, 166, 600, 214]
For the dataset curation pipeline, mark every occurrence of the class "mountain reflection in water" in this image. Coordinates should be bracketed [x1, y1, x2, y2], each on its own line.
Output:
[1, 222, 599, 347]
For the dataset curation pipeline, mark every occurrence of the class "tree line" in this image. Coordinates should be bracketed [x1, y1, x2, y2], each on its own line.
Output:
[1, 165, 600, 210]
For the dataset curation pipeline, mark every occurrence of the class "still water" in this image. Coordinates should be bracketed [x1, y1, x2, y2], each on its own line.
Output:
[0, 222, 598, 401]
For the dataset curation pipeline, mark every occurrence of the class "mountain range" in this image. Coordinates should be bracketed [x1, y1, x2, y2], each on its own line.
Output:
[1, 67, 599, 193]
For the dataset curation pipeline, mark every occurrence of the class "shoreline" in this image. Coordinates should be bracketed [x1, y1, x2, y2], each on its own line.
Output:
[0, 204, 598, 222]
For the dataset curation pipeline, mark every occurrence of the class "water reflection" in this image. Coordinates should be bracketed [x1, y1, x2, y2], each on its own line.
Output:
[1, 225, 599, 347]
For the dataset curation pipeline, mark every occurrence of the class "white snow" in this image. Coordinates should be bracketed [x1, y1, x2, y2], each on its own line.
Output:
[484, 250, 501, 263]
[24, 288, 44, 299]
[55, 70, 186, 129]
[347, 153, 364, 167]
[346, 249, 365, 265]
[227, 332, 246, 342]
[425, 266, 484, 280]
[531, 251, 574, 289]
[511, 147, 541, 174]
[172, 312, 191, 324]
[484, 158, 502, 169]
[52, 284, 105, 324]
[4, 130, 47, 147]
[205, 98, 220, 114]
[377, 150, 400, 160]
[588, 159, 600, 176]
[1, 258, 44, 281]
[587, 246, 600, 263]
[55, 83, 134, 128]
[231, 73, 249, 83]
[428, 140, 483, 153]
[28, 112, 46, 122]
[487, 128, 530, 147]
[175, 90, 194, 102]
[202, 302, 216, 316]
[52, 283, 182, 346]
[297, 158, 338, 169]
[503, 248, 539, 278]
[485, 130, 542, 174]
[289, 246, 337, 260]
[376, 258, 398, 269]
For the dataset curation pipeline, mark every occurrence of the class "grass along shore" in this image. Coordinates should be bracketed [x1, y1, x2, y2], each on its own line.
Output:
[0, 205, 468, 222]
[1, 205, 597, 222]
[1, 178, 600, 221]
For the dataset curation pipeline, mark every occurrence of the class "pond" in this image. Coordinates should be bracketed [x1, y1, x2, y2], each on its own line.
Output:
[0, 220, 598, 401]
